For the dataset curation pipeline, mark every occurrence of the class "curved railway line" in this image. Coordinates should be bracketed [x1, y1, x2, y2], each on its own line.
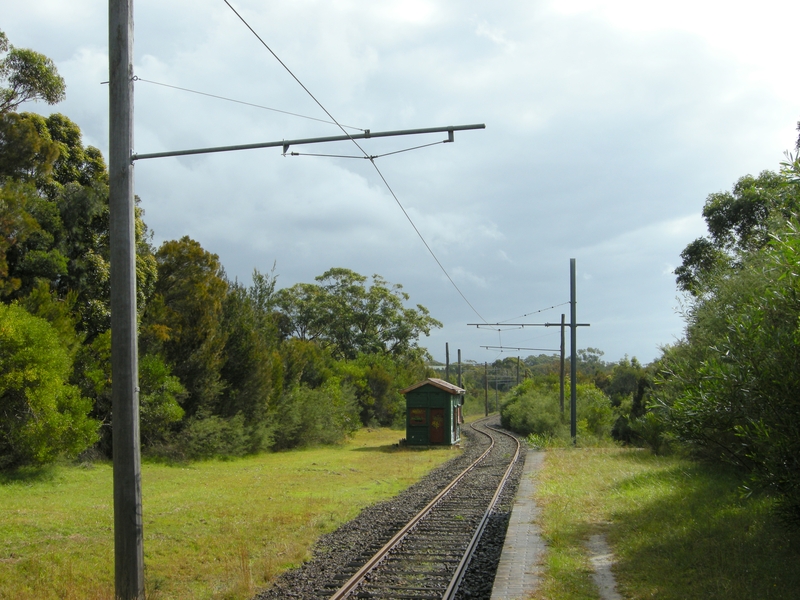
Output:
[255, 417, 525, 600]
[324, 418, 521, 600]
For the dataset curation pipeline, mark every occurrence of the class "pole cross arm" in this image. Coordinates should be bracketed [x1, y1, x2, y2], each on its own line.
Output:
[131, 123, 486, 161]
[468, 322, 590, 327]
[481, 346, 560, 352]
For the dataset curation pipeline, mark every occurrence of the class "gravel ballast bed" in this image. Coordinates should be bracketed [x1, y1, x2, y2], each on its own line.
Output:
[254, 418, 528, 600]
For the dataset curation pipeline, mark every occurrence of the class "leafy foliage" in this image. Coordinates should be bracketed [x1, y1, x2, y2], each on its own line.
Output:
[0, 30, 66, 114]
[674, 170, 800, 295]
[0, 31, 449, 466]
[0, 303, 97, 468]
[658, 154, 800, 520]
[142, 236, 228, 417]
[276, 267, 441, 361]
[500, 379, 613, 441]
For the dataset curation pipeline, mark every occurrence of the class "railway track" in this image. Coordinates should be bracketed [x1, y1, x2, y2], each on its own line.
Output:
[319, 418, 521, 600]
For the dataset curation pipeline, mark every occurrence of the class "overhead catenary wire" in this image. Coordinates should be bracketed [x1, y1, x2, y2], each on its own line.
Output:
[498, 301, 570, 324]
[223, 0, 488, 324]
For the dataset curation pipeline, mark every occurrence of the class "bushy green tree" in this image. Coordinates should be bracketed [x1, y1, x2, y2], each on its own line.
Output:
[657, 154, 800, 519]
[0, 303, 97, 468]
[0, 30, 66, 114]
[674, 169, 800, 295]
[276, 268, 441, 361]
[139, 353, 186, 448]
[270, 378, 359, 450]
[594, 356, 653, 442]
[216, 279, 279, 452]
[142, 236, 228, 417]
[500, 379, 613, 441]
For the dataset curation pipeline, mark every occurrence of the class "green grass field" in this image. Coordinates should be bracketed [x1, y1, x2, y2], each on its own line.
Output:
[0, 428, 458, 600]
[531, 448, 800, 599]
[5, 428, 799, 600]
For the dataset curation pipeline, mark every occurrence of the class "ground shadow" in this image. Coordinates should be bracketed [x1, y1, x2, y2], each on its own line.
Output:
[605, 453, 800, 599]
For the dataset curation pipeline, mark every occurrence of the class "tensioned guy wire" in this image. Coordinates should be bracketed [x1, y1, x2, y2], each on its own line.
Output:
[136, 77, 365, 131]
[222, 0, 488, 323]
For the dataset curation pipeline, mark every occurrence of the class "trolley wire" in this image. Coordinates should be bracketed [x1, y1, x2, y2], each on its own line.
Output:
[498, 301, 569, 324]
[223, 0, 488, 323]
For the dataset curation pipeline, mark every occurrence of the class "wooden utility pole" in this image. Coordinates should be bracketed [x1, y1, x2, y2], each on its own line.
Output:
[445, 342, 450, 382]
[570, 259, 578, 443]
[560, 313, 566, 415]
[109, 0, 144, 597]
[457, 349, 462, 388]
[484, 362, 489, 416]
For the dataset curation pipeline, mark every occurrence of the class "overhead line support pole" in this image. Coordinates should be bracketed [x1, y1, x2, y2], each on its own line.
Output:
[109, 0, 144, 597]
[560, 313, 566, 415]
[570, 259, 578, 444]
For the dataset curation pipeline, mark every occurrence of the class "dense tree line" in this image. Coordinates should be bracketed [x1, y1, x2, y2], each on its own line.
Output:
[653, 130, 800, 520]
[0, 32, 438, 469]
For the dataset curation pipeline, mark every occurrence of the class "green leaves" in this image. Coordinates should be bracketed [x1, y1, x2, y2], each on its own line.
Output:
[0, 32, 65, 114]
[0, 303, 98, 468]
[276, 267, 442, 361]
[661, 218, 800, 518]
[675, 169, 799, 296]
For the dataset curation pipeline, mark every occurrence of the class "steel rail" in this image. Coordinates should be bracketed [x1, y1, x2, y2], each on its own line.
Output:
[328, 419, 496, 600]
[328, 417, 519, 600]
[441, 424, 521, 599]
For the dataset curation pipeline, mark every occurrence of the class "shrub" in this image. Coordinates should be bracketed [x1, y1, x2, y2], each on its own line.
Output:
[501, 379, 614, 444]
[271, 379, 359, 450]
[177, 413, 250, 460]
[0, 303, 98, 468]
[658, 220, 800, 519]
[139, 353, 186, 448]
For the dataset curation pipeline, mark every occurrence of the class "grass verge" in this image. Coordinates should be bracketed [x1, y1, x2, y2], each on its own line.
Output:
[530, 448, 800, 599]
[0, 428, 458, 600]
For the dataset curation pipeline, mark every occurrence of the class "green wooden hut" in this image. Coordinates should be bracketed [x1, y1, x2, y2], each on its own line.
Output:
[401, 378, 465, 446]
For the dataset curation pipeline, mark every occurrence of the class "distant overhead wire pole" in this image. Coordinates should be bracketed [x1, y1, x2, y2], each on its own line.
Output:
[469, 259, 589, 443]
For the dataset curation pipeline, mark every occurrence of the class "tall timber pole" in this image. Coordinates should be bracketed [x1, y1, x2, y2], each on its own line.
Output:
[109, 0, 145, 597]
[570, 259, 578, 443]
[560, 313, 566, 415]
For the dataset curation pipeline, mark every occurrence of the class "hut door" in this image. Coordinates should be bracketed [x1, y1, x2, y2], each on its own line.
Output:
[430, 408, 445, 444]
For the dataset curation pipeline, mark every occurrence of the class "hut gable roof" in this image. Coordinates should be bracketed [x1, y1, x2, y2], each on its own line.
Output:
[400, 378, 465, 395]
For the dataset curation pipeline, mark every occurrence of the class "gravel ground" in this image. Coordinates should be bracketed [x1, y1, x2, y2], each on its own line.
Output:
[253, 418, 527, 600]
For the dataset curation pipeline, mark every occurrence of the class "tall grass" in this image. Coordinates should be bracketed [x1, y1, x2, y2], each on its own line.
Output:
[0, 429, 457, 600]
[530, 448, 800, 599]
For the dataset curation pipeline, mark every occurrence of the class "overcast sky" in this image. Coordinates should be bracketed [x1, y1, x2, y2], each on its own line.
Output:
[4, 0, 799, 365]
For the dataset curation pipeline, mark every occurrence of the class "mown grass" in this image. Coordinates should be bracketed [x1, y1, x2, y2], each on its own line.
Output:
[530, 448, 800, 599]
[0, 428, 458, 600]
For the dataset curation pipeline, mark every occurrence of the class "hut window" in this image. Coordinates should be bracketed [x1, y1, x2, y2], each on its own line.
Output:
[409, 408, 426, 425]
